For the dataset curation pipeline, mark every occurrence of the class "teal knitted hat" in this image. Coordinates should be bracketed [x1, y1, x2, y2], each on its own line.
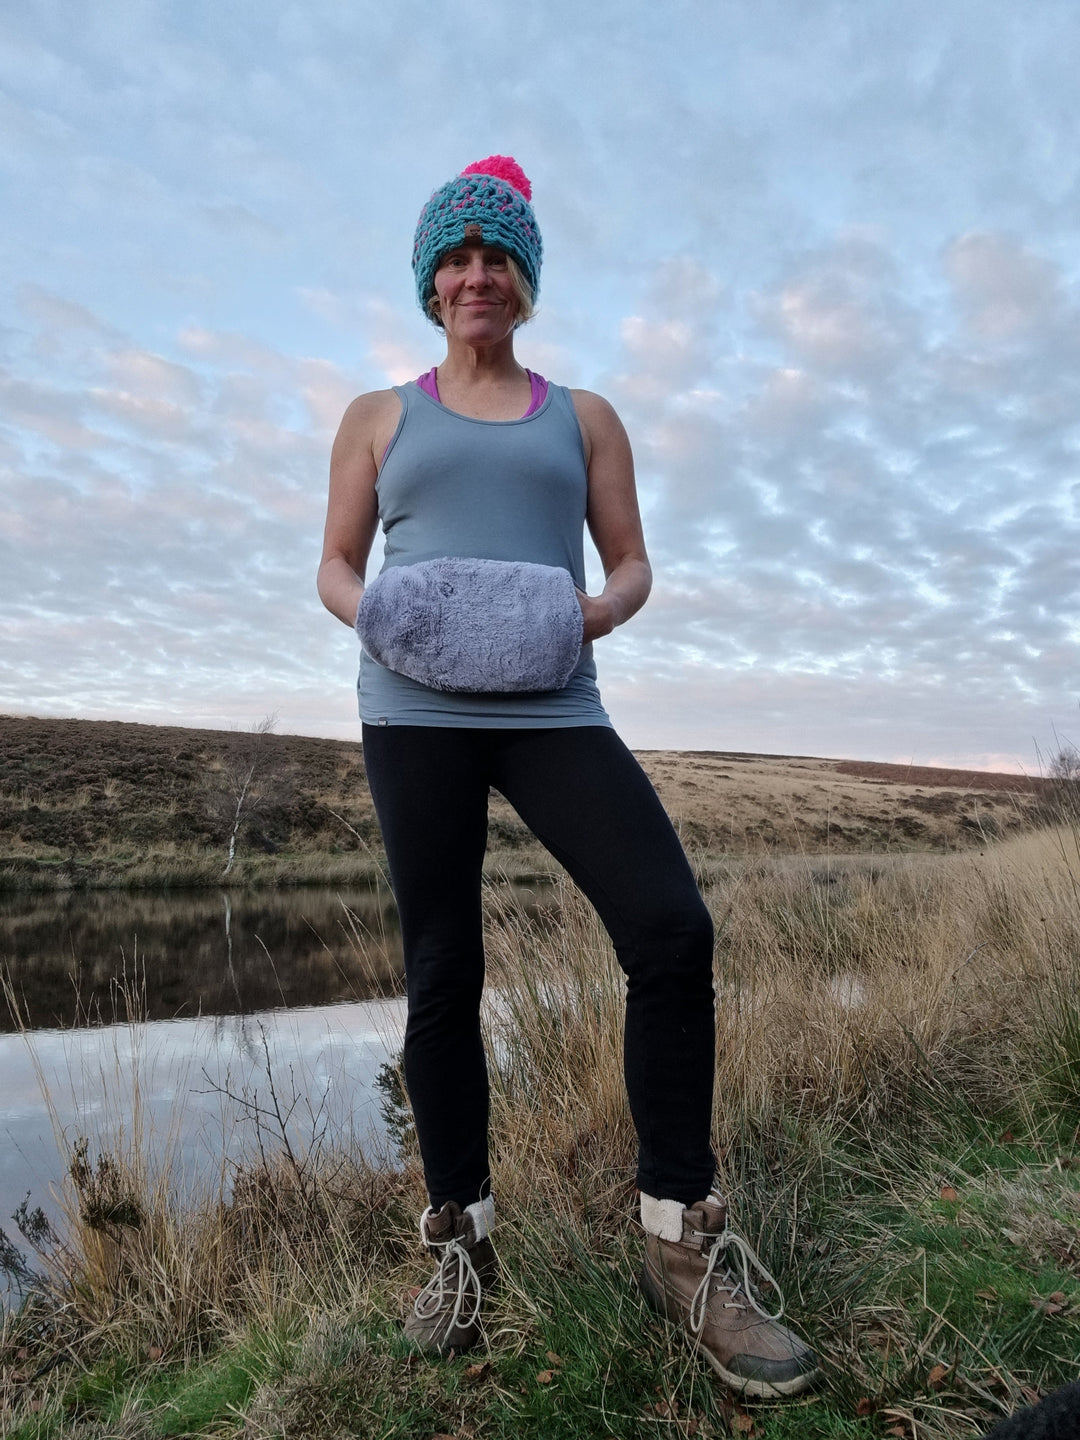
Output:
[412, 156, 542, 313]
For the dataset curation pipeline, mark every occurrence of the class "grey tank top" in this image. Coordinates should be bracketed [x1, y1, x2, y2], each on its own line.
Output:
[358, 381, 611, 729]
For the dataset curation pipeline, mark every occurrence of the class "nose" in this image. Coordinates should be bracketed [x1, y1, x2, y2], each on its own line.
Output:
[463, 254, 492, 286]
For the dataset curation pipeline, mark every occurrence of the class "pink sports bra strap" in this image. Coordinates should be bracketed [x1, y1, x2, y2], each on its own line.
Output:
[415, 367, 548, 416]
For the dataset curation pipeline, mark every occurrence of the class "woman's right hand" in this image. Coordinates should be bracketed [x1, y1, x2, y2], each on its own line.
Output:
[317, 390, 399, 627]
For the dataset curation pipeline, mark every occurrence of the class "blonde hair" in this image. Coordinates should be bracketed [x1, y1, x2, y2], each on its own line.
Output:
[426, 253, 535, 330]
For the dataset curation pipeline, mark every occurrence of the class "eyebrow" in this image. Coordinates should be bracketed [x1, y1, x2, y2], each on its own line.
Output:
[443, 245, 507, 258]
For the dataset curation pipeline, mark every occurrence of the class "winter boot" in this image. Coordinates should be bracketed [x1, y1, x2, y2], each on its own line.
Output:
[403, 1198, 498, 1356]
[639, 1192, 818, 1400]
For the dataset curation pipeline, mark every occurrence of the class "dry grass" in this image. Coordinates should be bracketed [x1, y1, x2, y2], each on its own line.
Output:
[3, 818, 1079, 1436]
[477, 826, 1080, 1217]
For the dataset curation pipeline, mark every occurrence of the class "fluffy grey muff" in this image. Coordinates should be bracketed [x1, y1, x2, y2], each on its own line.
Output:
[355, 557, 584, 693]
[981, 1381, 1080, 1439]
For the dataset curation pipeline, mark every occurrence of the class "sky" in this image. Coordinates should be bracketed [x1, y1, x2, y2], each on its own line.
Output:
[1, 0, 1078, 771]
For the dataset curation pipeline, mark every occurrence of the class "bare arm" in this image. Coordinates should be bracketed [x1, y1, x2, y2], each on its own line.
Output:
[317, 390, 399, 627]
[570, 389, 652, 643]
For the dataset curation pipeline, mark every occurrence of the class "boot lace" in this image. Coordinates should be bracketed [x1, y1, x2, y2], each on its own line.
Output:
[688, 1226, 785, 1334]
[413, 1207, 483, 1335]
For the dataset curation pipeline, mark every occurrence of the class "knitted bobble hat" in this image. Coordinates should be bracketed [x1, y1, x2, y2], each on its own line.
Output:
[412, 155, 542, 313]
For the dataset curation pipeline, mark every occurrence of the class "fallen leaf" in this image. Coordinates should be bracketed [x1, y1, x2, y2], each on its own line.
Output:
[927, 1363, 948, 1390]
[1031, 1295, 1064, 1315]
[147, 1344, 163, 1361]
[855, 1397, 876, 1416]
[16, 1348, 28, 1362]
[536, 1368, 555, 1384]
[1000, 1129, 1015, 1143]
[732, 1413, 756, 1435]
[464, 1361, 491, 1381]
[1020, 1385, 1041, 1405]
[940, 1185, 959, 1202]
[1048, 1290, 1066, 1303]
[715, 1397, 737, 1426]
[545, 1350, 562, 1365]
[646, 1399, 679, 1419]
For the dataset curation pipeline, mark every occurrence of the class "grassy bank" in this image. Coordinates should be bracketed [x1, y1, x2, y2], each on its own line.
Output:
[0, 716, 1056, 892]
[2, 819, 1079, 1437]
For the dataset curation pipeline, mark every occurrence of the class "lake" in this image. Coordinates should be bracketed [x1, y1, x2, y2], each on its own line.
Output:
[0, 880, 550, 1291]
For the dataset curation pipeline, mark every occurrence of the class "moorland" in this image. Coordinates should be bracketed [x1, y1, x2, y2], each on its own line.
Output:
[0, 714, 1056, 891]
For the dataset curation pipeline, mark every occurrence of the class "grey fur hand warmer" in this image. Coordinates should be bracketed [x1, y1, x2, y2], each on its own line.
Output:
[355, 557, 584, 693]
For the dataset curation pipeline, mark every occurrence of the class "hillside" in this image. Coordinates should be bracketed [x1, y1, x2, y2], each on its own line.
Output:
[0, 714, 1056, 890]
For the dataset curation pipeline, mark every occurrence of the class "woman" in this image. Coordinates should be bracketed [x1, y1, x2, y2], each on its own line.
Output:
[318, 156, 816, 1398]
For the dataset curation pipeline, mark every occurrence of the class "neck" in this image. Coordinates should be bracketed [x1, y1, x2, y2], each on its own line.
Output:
[434, 334, 533, 420]
[438, 332, 523, 385]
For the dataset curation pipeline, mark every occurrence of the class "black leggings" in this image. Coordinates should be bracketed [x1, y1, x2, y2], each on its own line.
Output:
[362, 723, 717, 1209]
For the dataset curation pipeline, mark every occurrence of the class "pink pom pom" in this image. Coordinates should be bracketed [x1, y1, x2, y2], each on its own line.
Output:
[460, 155, 532, 201]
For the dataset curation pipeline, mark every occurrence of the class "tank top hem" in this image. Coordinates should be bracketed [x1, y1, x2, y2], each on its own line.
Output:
[359, 711, 613, 731]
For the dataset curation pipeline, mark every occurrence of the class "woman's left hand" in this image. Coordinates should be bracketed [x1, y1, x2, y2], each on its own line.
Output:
[576, 589, 617, 644]
[569, 389, 653, 644]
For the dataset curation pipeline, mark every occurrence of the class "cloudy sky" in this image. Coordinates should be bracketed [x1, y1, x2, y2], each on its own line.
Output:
[1, 1, 1078, 770]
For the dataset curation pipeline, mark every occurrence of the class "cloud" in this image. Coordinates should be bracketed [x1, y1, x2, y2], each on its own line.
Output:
[197, 203, 285, 245]
[17, 284, 119, 338]
[763, 240, 915, 379]
[0, 292, 358, 730]
[2, 4, 1078, 763]
[945, 232, 1064, 341]
[589, 222, 1078, 755]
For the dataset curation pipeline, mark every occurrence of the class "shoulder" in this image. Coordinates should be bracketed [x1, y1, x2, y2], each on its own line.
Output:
[336, 387, 403, 439]
[567, 389, 631, 470]
[332, 387, 404, 472]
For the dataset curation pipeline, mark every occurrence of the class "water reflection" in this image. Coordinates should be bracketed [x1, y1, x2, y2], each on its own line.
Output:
[0, 886, 404, 1031]
[0, 995, 408, 1277]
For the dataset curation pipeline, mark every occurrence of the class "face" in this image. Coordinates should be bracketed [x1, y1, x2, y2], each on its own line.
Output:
[432, 241, 519, 341]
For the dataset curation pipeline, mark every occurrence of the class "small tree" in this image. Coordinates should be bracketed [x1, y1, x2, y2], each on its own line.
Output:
[1047, 742, 1080, 823]
[1048, 744, 1080, 783]
[214, 714, 280, 876]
